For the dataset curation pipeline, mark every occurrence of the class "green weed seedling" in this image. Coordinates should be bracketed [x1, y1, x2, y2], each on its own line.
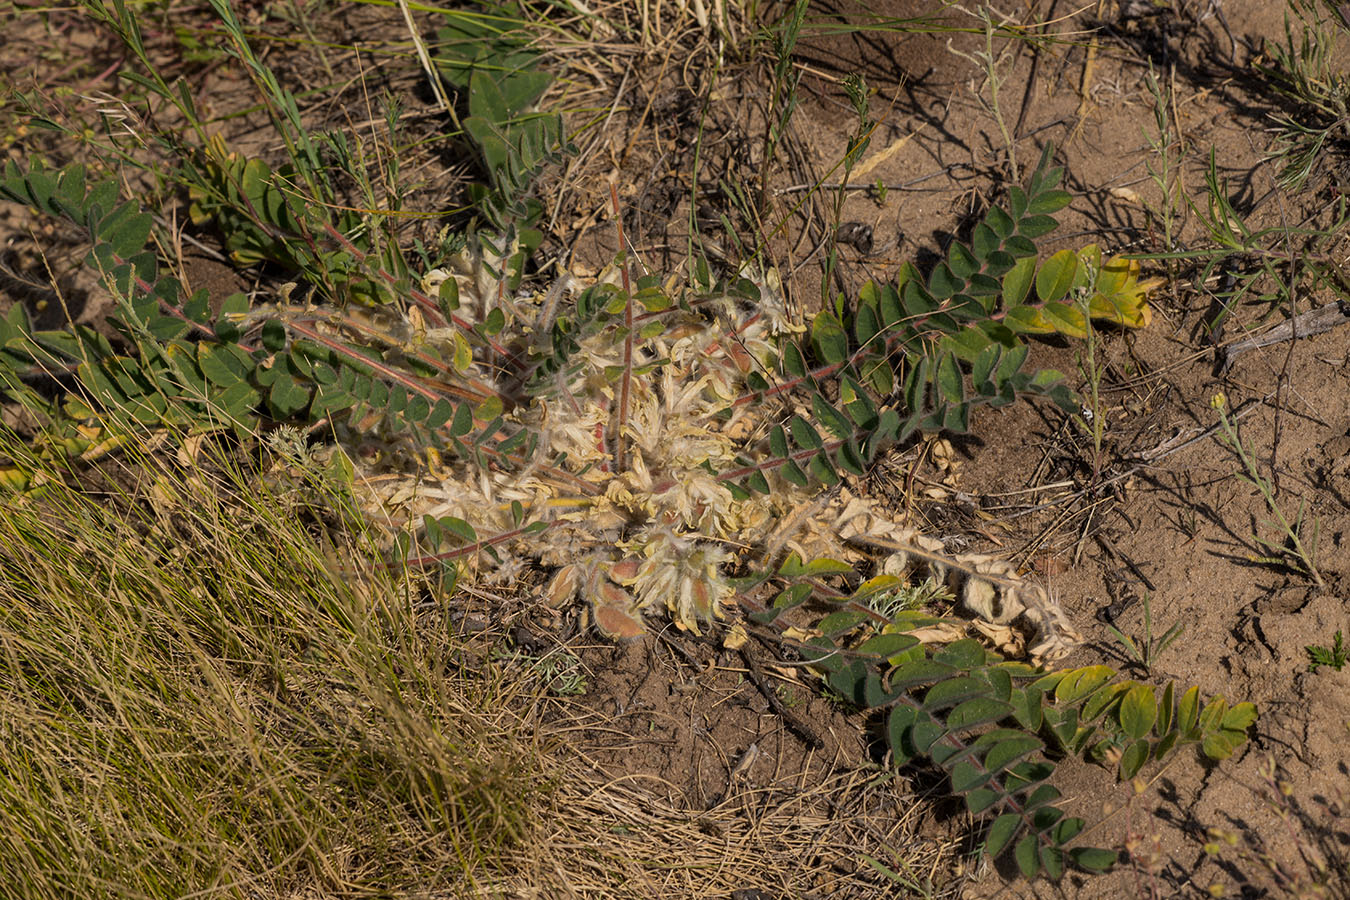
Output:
[1211, 395, 1324, 586]
[1260, 0, 1350, 194]
[1306, 630, 1347, 673]
[1103, 593, 1185, 677]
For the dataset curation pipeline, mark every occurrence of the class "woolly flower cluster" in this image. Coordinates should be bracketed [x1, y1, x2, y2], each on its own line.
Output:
[372, 253, 822, 637]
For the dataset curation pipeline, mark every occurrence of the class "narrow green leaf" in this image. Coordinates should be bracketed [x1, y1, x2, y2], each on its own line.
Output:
[268, 376, 310, 418]
[1177, 686, 1201, 734]
[910, 716, 945, 753]
[1028, 188, 1072, 215]
[1221, 702, 1257, 733]
[789, 415, 822, 449]
[1069, 847, 1117, 872]
[1054, 666, 1115, 704]
[835, 441, 866, 476]
[1041, 301, 1087, 338]
[1014, 834, 1041, 879]
[983, 735, 1043, 775]
[811, 394, 852, 438]
[1039, 845, 1066, 881]
[935, 352, 964, 405]
[1009, 686, 1044, 731]
[986, 813, 1021, 858]
[857, 633, 920, 660]
[1198, 697, 1228, 734]
[965, 787, 1002, 814]
[888, 705, 918, 765]
[1082, 683, 1130, 722]
[928, 262, 962, 299]
[427, 398, 454, 429]
[946, 697, 1013, 731]
[808, 453, 840, 486]
[888, 658, 959, 692]
[950, 760, 989, 794]
[781, 459, 809, 487]
[985, 205, 1015, 239]
[450, 402, 474, 437]
[934, 639, 987, 669]
[1119, 685, 1157, 741]
[440, 516, 477, 543]
[811, 310, 848, 364]
[854, 302, 880, 345]
[1201, 729, 1244, 760]
[948, 241, 979, 278]
[1035, 249, 1079, 303]
[923, 676, 992, 711]
[1119, 738, 1150, 779]
[1025, 782, 1062, 811]
[1002, 255, 1036, 306]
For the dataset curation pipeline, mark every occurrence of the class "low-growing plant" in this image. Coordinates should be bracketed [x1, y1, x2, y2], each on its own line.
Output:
[0, 0, 1256, 885]
[1259, 0, 1350, 195]
[492, 647, 588, 695]
[1211, 393, 1324, 585]
[1103, 593, 1185, 678]
[1306, 629, 1347, 673]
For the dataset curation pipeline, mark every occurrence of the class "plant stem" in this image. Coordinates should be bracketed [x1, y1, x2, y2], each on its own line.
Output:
[1212, 395, 1324, 586]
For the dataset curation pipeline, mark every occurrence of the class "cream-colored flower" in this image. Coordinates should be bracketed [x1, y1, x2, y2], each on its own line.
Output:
[618, 528, 733, 633]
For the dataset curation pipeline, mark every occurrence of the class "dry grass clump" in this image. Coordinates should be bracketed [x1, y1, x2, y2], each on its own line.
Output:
[0, 428, 545, 899]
